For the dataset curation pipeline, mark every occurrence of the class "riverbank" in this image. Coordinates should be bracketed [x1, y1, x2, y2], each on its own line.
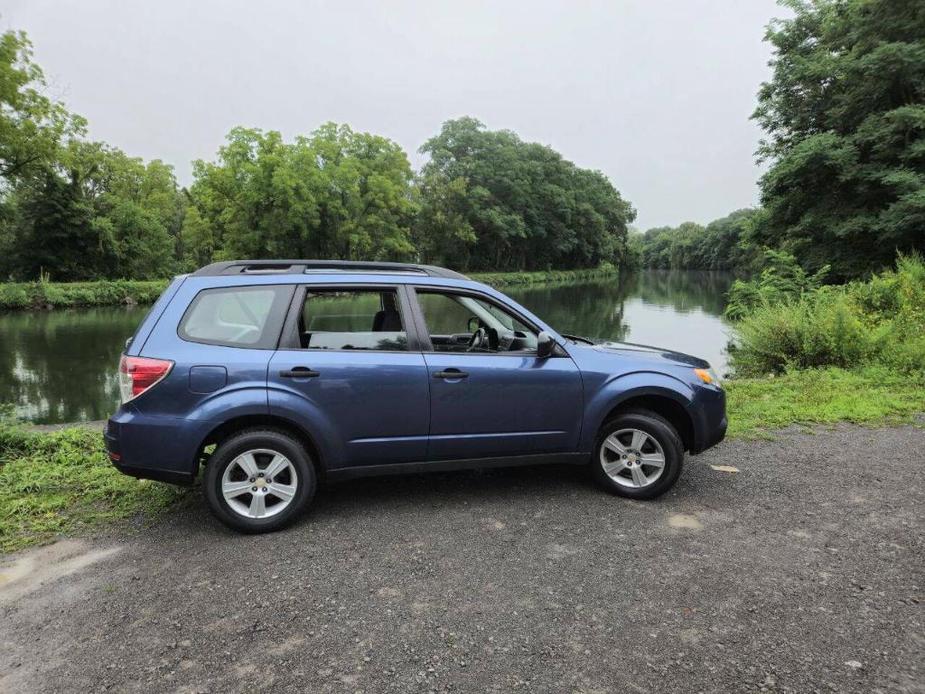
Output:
[1, 366, 922, 553]
[0, 267, 620, 311]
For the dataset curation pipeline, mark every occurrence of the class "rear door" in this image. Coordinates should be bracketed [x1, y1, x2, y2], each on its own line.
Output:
[410, 287, 583, 460]
[267, 285, 430, 468]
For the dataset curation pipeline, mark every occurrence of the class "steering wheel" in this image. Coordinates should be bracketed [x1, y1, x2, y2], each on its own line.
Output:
[466, 327, 488, 352]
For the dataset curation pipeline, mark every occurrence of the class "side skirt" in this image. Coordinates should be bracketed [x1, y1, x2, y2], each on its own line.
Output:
[326, 452, 589, 482]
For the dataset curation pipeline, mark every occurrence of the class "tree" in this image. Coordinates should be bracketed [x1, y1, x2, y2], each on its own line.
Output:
[633, 209, 761, 271]
[186, 124, 416, 264]
[415, 117, 635, 272]
[0, 30, 84, 182]
[753, 0, 925, 279]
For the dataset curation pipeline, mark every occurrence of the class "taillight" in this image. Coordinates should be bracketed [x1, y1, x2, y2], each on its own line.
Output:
[119, 355, 174, 403]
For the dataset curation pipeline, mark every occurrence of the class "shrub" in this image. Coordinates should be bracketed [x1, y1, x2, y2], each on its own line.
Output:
[728, 255, 925, 376]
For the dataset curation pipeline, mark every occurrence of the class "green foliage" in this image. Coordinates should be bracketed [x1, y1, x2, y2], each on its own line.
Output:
[632, 209, 762, 272]
[0, 279, 167, 310]
[186, 124, 416, 267]
[0, 30, 85, 181]
[728, 254, 925, 375]
[470, 266, 620, 288]
[724, 366, 925, 438]
[753, 0, 925, 279]
[724, 249, 829, 320]
[0, 423, 186, 552]
[414, 117, 635, 272]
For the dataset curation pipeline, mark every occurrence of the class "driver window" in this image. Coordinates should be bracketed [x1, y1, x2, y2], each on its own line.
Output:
[416, 291, 539, 353]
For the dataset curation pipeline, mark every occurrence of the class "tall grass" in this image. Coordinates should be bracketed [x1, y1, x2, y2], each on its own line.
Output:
[728, 255, 925, 376]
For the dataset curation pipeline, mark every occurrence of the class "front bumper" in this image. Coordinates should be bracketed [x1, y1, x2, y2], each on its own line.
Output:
[105, 409, 205, 486]
[689, 385, 727, 454]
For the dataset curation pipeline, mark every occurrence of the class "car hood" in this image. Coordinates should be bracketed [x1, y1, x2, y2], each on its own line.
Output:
[567, 337, 711, 369]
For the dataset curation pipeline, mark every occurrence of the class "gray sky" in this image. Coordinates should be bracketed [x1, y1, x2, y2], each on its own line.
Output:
[5, 0, 785, 230]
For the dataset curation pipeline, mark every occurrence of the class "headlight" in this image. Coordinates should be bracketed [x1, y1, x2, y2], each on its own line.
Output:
[694, 367, 721, 386]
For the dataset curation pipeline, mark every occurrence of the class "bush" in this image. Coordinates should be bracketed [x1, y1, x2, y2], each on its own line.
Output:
[724, 249, 829, 320]
[728, 255, 925, 376]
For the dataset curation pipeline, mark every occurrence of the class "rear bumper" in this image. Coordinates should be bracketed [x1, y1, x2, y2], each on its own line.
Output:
[105, 408, 206, 486]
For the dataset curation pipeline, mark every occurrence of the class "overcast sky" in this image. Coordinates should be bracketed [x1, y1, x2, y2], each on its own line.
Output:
[5, 0, 786, 230]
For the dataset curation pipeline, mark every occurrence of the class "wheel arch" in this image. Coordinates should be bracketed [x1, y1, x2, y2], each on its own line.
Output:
[583, 375, 696, 453]
[196, 414, 324, 476]
[601, 393, 695, 452]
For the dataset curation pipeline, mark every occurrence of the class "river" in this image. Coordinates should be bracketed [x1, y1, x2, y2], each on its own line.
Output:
[0, 270, 733, 424]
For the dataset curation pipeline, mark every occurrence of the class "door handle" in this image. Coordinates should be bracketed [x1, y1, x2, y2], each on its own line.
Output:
[433, 369, 468, 379]
[279, 367, 320, 378]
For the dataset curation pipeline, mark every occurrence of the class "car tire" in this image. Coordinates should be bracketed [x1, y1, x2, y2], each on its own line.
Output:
[204, 428, 317, 533]
[592, 409, 684, 500]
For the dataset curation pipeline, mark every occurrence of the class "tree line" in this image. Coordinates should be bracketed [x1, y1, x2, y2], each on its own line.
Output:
[632, 0, 924, 280]
[3, 0, 922, 284]
[0, 31, 634, 282]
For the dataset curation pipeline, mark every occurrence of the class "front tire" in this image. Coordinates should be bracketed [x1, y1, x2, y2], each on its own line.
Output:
[592, 410, 684, 499]
[204, 428, 316, 533]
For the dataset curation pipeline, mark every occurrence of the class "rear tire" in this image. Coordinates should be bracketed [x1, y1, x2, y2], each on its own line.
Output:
[592, 409, 684, 499]
[204, 428, 316, 533]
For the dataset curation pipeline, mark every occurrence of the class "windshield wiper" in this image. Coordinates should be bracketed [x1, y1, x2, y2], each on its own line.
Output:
[562, 333, 595, 345]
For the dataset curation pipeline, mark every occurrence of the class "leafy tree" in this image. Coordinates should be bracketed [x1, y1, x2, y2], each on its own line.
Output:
[0, 30, 84, 182]
[186, 124, 416, 264]
[415, 117, 635, 272]
[753, 0, 925, 279]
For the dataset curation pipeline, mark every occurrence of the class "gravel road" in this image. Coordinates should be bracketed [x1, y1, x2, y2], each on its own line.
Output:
[1, 424, 923, 693]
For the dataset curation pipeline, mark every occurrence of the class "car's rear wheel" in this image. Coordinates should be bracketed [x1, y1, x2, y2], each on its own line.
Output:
[592, 410, 684, 499]
[204, 428, 316, 533]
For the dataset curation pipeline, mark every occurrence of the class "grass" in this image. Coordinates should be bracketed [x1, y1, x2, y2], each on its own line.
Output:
[1, 366, 921, 554]
[0, 425, 186, 553]
[0, 268, 620, 311]
[723, 366, 925, 438]
[0, 279, 169, 311]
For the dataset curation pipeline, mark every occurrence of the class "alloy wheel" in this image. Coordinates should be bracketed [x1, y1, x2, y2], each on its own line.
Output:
[599, 428, 666, 489]
[220, 448, 299, 519]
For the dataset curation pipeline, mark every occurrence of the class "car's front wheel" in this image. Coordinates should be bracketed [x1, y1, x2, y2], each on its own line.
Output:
[592, 410, 684, 499]
[204, 428, 316, 533]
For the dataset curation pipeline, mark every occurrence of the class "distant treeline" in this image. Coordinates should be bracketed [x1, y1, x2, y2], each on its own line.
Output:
[0, 30, 633, 282]
[628, 209, 761, 272]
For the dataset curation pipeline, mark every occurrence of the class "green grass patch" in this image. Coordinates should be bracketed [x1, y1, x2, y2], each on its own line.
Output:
[0, 279, 169, 311]
[724, 366, 925, 438]
[470, 267, 619, 287]
[0, 425, 187, 553]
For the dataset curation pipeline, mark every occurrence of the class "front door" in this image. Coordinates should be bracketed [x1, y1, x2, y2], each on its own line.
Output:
[268, 286, 429, 468]
[412, 288, 583, 460]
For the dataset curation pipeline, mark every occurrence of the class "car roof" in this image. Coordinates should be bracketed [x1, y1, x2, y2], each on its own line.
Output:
[192, 259, 469, 280]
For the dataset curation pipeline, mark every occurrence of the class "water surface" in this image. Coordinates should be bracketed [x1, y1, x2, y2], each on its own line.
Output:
[0, 270, 733, 424]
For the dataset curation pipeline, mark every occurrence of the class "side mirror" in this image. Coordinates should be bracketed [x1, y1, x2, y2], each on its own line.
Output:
[536, 331, 555, 359]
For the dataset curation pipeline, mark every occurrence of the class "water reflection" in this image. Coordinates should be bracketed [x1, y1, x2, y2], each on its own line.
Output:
[0, 306, 144, 423]
[0, 271, 734, 424]
[507, 270, 734, 374]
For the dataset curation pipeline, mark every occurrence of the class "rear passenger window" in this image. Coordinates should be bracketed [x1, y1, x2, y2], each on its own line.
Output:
[179, 285, 292, 348]
[298, 289, 407, 351]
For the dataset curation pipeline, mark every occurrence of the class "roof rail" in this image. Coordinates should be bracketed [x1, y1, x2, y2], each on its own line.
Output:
[191, 259, 469, 280]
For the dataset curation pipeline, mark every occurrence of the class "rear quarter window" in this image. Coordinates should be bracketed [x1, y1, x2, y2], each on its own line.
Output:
[179, 285, 293, 348]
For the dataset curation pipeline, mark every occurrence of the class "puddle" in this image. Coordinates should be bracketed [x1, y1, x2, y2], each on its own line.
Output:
[0, 539, 122, 604]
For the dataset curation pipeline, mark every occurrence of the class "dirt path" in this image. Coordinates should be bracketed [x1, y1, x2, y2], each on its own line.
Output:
[1, 424, 922, 693]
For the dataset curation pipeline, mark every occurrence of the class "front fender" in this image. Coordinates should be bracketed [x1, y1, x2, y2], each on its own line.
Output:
[579, 371, 695, 452]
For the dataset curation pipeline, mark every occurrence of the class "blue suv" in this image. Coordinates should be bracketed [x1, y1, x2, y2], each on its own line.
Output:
[106, 260, 727, 532]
